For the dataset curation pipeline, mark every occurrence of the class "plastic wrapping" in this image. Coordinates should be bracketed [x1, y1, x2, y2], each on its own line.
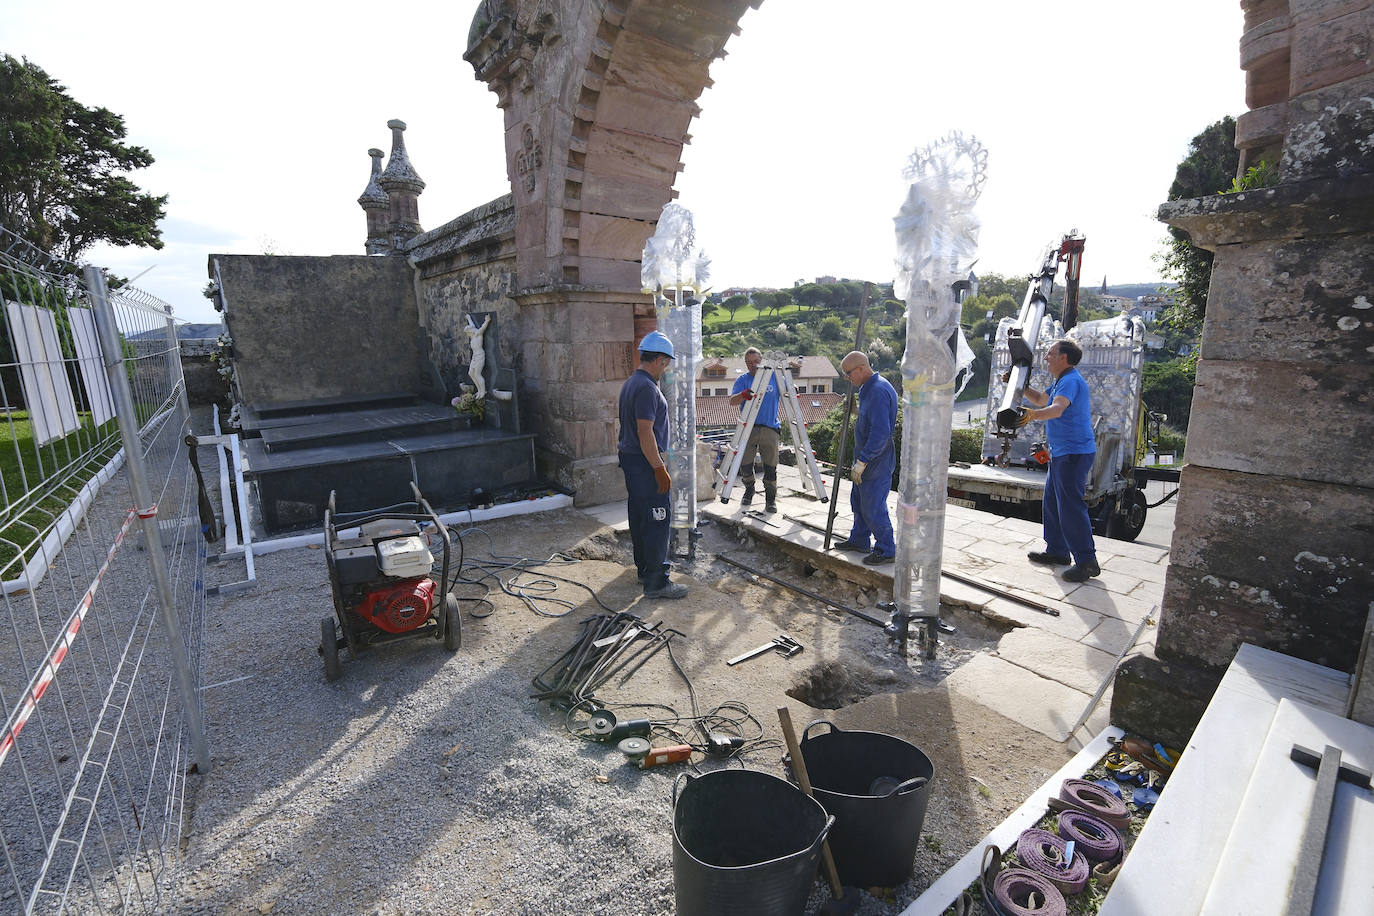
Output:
[891, 133, 987, 623]
[642, 203, 708, 535]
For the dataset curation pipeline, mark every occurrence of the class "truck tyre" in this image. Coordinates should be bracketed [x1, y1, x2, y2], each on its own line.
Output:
[1106, 489, 1148, 542]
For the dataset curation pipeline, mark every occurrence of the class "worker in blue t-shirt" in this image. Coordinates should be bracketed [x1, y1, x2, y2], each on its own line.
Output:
[727, 347, 782, 513]
[617, 331, 687, 599]
[831, 351, 897, 565]
[1018, 338, 1099, 582]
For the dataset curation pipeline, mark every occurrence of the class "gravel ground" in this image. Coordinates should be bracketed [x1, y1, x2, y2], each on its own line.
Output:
[168, 492, 1072, 916]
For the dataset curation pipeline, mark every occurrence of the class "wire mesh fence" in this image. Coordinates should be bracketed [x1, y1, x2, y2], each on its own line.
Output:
[0, 226, 207, 914]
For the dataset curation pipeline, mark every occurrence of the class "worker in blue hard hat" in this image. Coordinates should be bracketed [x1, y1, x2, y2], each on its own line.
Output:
[617, 330, 687, 599]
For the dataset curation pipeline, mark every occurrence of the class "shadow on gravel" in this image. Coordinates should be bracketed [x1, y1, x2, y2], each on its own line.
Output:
[174, 506, 1070, 916]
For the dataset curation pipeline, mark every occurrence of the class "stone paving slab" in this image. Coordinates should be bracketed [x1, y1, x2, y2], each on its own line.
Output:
[590, 462, 1165, 744]
[995, 627, 1121, 696]
[944, 655, 1105, 743]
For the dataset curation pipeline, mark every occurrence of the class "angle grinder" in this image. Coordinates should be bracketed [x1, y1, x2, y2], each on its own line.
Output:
[589, 709, 651, 742]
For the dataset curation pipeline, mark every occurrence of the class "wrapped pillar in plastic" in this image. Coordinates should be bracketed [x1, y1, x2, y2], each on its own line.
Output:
[891, 133, 987, 623]
[641, 203, 710, 534]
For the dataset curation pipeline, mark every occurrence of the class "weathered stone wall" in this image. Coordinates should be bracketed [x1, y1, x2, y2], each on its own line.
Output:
[1114, 0, 1374, 739]
[409, 196, 520, 398]
[213, 255, 433, 407]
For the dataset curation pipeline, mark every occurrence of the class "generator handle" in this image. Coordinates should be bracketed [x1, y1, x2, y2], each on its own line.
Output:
[411, 482, 450, 592]
[324, 490, 337, 550]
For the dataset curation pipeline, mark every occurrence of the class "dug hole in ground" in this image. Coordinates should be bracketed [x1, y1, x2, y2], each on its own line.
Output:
[177, 499, 1076, 916]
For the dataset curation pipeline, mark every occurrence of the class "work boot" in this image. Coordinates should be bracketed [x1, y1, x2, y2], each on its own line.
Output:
[764, 482, 777, 514]
[643, 581, 689, 599]
[739, 481, 754, 506]
[1028, 551, 1071, 566]
[1062, 561, 1101, 582]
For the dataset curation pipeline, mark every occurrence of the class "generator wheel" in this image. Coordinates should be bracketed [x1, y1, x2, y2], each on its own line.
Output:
[321, 616, 342, 682]
[443, 593, 462, 651]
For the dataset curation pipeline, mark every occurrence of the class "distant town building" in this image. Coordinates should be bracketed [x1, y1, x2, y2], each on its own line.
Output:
[1099, 294, 1134, 312]
[696, 355, 839, 397]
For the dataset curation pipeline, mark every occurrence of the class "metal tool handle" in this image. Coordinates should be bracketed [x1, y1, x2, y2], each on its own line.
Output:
[726, 642, 776, 666]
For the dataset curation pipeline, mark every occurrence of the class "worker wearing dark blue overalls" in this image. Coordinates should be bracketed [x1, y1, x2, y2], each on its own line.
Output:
[617, 331, 688, 599]
[1019, 338, 1099, 582]
[832, 351, 897, 565]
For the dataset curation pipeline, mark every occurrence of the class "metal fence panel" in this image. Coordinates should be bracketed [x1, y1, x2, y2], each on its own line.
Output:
[0, 227, 206, 914]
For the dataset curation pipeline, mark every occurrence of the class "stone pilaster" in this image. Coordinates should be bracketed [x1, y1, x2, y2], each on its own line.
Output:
[1113, 0, 1374, 740]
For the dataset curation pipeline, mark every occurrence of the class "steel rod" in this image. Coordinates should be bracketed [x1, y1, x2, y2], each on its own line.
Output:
[716, 554, 885, 627]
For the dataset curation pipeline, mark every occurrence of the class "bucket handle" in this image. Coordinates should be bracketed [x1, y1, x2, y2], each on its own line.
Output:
[893, 776, 929, 796]
[671, 771, 696, 807]
[811, 814, 837, 851]
[801, 719, 839, 744]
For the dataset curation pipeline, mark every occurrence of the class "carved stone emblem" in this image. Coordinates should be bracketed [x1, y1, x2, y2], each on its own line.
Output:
[515, 125, 543, 194]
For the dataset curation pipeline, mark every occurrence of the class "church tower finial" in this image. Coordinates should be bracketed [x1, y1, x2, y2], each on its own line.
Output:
[359, 148, 390, 255]
[379, 119, 425, 251]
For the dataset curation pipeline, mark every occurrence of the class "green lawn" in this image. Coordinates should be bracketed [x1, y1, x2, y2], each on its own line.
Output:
[705, 302, 810, 327]
[0, 410, 122, 579]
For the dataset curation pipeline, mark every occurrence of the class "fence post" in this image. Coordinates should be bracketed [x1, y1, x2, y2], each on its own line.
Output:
[164, 300, 189, 417]
[84, 266, 211, 773]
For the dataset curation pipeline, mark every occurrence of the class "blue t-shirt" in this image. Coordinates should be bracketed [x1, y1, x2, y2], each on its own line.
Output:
[854, 373, 898, 464]
[731, 371, 781, 430]
[618, 368, 668, 455]
[1045, 367, 1095, 456]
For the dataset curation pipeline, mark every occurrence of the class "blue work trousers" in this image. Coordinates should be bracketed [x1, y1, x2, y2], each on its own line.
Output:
[1043, 452, 1096, 565]
[847, 449, 896, 557]
[620, 451, 671, 590]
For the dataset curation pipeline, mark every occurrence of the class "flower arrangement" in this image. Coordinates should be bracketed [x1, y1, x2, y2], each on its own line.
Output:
[452, 386, 485, 422]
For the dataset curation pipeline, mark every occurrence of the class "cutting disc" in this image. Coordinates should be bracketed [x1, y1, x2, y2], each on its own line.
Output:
[589, 710, 617, 737]
[617, 736, 651, 758]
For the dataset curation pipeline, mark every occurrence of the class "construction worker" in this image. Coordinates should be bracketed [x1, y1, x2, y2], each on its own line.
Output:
[727, 346, 781, 513]
[617, 331, 687, 599]
[1019, 339, 1099, 581]
[832, 351, 897, 565]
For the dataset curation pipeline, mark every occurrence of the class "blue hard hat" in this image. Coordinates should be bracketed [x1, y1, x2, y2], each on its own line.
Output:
[638, 330, 675, 359]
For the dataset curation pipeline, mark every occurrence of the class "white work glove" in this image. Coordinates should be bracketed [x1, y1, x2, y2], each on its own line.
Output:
[851, 461, 866, 484]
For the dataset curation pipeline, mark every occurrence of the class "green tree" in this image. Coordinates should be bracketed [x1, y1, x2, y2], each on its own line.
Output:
[0, 55, 166, 262]
[723, 294, 749, 321]
[1141, 357, 1197, 431]
[961, 292, 1018, 328]
[818, 315, 844, 340]
[794, 283, 826, 313]
[772, 288, 794, 315]
[971, 272, 1023, 302]
[1157, 116, 1239, 327]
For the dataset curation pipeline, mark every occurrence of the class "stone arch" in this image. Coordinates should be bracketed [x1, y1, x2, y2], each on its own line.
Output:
[465, 0, 760, 499]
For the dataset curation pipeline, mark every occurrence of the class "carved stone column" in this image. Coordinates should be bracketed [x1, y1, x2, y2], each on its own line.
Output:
[463, 0, 761, 500]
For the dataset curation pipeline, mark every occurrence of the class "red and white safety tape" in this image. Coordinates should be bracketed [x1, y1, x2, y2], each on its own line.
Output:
[0, 509, 137, 769]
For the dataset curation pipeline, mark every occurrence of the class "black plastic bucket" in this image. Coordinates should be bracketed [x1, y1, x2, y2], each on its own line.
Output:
[799, 720, 935, 888]
[672, 769, 834, 916]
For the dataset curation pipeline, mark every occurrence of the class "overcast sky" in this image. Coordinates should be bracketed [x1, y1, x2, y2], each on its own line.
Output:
[5, 0, 1246, 324]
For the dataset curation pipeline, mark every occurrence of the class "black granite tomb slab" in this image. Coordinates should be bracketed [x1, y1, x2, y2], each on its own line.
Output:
[243, 428, 537, 534]
[258, 404, 470, 452]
